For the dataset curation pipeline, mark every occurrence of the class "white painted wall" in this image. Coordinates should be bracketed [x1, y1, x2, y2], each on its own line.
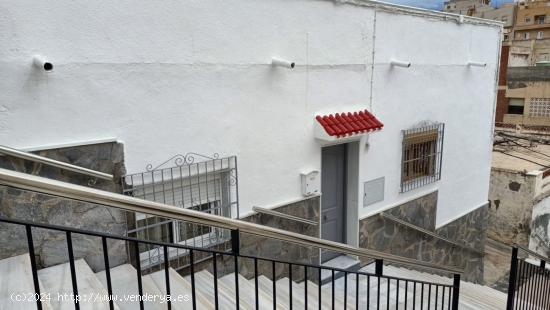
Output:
[0, 0, 501, 227]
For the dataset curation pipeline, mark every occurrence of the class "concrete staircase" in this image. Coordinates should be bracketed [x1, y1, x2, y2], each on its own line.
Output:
[1, 253, 509, 309]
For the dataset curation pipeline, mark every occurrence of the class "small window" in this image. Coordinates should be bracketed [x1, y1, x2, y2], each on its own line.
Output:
[538, 31, 544, 39]
[525, 16, 532, 23]
[535, 15, 546, 24]
[400, 123, 444, 193]
[524, 32, 530, 40]
[508, 98, 525, 115]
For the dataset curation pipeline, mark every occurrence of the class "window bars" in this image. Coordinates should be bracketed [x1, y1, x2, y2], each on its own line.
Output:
[400, 123, 444, 193]
[121, 153, 239, 271]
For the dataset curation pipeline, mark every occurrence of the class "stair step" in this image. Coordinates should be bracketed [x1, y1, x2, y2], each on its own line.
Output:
[320, 255, 360, 285]
[96, 264, 163, 310]
[224, 273, 272, 309]
[148, 268, 212, 309]
[0, 253, 510, 310]
[218, 273, 256, 309]
[38, 259, 117, 310]
[248, 278, 273, 309]
[358, 263, 508, 309]
[295, 280, 342, 309]
[0, 254, 53, 310]
[192, 270, 239, 309]
[256, 276, 289, 310]
[275, 278, 306, 309]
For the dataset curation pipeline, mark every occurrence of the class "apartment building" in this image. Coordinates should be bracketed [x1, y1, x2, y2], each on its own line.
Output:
[443, 0, 493, 15]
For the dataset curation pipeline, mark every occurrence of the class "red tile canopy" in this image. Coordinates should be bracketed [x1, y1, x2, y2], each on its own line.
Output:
[315, 109, 383, 138]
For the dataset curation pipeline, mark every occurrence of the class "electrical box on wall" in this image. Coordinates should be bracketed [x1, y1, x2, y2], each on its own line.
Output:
[363, 177, 385, 207]
[301, 170, 320, 196]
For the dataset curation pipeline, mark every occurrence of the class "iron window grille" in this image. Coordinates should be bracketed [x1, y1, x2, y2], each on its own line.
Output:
[121, 153, 239, 270]
[400, 123, 444, 193]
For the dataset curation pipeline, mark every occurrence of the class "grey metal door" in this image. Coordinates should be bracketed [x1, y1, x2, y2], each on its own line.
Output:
[321, 144, 346, 262]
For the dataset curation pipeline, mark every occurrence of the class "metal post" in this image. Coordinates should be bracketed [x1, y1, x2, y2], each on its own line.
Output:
[375, 259, 383, 276]
[25, 225, 42, 310]
[506, 247, 519, 310]
[452, 274, 460, 310]
[231, 229, 240, 254]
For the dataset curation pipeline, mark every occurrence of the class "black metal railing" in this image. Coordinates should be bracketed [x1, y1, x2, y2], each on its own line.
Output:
[506, 246, 550, 310]
[1, 216, 461, 310]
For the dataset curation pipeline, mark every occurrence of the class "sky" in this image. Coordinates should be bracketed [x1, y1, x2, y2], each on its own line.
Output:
[383, 0, 513, 10]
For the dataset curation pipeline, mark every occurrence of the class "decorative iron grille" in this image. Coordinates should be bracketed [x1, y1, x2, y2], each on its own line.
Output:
[121, 153, 239, 271]
[400, 123, 444, 193]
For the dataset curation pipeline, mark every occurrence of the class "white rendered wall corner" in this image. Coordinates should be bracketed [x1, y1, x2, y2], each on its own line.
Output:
[360, 12, 500, 227]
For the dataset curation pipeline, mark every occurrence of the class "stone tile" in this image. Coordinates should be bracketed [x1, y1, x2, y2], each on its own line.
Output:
[0, 142, 128, 272]
[359, 191, 487, 283]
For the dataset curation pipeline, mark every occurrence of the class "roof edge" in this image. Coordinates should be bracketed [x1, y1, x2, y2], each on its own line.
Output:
[333, 0, 504, 28]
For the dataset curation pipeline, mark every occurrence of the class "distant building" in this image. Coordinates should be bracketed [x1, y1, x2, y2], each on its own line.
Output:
[490, 131, 550, 258]
[493, 0, 550, 127]
[475, 4, 517, 43]
[503, 67, 550, 126]
[510, 0, 550, 65]
[443, 0, 492, 15]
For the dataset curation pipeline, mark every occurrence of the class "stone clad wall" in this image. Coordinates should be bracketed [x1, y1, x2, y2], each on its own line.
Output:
[0, 142, 128, 271]
[187, 196, 321, 282]
[359, 191, 488, 283]
[239, 195, 320, 281]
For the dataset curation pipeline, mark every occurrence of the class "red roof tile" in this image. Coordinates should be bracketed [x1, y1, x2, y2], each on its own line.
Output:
[315, 109, 383, 138]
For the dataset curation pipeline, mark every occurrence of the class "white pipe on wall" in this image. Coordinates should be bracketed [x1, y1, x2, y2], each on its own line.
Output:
[33, 55, 53, 72]
[271, 57, 295, 69]
[390, 59, 411, 68]
[467, 61, 487, 67]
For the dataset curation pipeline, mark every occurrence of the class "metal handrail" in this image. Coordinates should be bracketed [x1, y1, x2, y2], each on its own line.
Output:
[489, 238, 550, 263]
[381, 213, 485, 255]
[0, 145, 113, 181]
[252, 206, 318, 226]
[0, 216, 454, 288]
[517, 244, 549, 263]
[0, 168, 463, 275]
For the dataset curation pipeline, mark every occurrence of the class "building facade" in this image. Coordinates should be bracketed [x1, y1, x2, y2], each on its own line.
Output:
[490, 132, 550, 259]
[491, 0, 550, 127]
[0, 0, 502, 281]
[476, 4, 517, 42]
[443, 0, 493, 15]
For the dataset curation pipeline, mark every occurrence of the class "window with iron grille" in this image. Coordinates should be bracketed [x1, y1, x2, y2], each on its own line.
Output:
[122, 154, 239, 270]
[400, 123, 444, 193]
